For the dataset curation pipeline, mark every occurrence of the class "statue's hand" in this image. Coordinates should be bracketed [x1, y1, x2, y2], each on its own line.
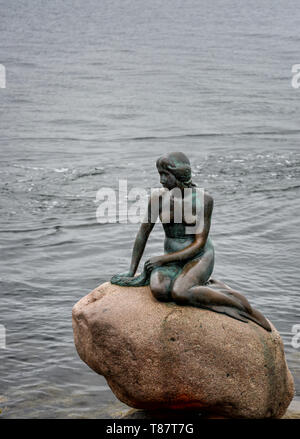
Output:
[144, 256, 164, 272]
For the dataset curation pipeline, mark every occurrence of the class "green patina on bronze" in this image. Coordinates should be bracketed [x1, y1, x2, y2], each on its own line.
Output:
[111, 152, 271, 332]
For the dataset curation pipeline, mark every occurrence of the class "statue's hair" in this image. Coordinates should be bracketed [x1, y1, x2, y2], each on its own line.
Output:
[156, 152, 196, 188]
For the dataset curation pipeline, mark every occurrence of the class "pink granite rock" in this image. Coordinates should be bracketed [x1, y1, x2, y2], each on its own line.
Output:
[72, 282, 294, 418]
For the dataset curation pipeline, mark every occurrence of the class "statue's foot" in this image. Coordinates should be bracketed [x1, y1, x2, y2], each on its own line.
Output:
[240, 307, 271, 332]
[207, 305, 249, 323]
[205, 278, 271, 332]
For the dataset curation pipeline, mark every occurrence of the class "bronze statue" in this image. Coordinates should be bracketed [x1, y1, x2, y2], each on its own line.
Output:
[111, 152, 271, 331]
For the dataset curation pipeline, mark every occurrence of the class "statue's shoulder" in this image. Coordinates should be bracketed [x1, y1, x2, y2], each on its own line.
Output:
[192, 188, 213, 205]
[203, 191, 214, 215]
[204, 191, 214, 205]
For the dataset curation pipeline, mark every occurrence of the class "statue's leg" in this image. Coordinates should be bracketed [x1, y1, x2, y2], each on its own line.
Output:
[171, 251, 244, 310]
[207, 279, 271, 330]
[171, 257, 271, 331]
[207, 279, 253, 313]
[150, 265, 182, 302]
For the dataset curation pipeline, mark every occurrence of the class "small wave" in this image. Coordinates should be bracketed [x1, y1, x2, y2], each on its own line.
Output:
[49, 119, 92, 126]
[54, 168, 69, 173]
[128, 129, 300, 143]
[15, 62, 37, 68]
[252, 184, 300, 193]
[0, 226, 50, 234]
[12, 164, 45, 170]
[38, 240, 76, 248]
[71, 168, 105, 180]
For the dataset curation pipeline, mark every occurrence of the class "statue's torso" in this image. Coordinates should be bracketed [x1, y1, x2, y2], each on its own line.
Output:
[158, 188, 213, 259]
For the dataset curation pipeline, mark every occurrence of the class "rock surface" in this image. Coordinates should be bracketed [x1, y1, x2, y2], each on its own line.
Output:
[72, 282, 294, 418]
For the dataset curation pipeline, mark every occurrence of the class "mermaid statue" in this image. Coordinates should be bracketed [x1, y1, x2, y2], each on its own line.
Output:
[111, 151, 271, 331]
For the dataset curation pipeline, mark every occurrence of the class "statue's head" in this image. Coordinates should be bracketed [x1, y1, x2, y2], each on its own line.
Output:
[156, 152, 195, 190]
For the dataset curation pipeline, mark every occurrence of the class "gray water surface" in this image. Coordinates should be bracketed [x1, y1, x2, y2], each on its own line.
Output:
[0, 0, 300, 418]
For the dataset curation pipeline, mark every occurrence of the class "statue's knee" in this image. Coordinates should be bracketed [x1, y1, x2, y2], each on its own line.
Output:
[150, 271, 172, 302]
[150, 273, 171, 302]
[150, 284, 170, 302]
[171, 283, 188, 305]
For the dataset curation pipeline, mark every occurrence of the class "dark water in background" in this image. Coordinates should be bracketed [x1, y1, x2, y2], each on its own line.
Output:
[0, 0, 300, 418]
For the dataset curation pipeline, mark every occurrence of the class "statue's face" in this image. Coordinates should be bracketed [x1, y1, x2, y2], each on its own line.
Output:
[158, 168, 177, 190]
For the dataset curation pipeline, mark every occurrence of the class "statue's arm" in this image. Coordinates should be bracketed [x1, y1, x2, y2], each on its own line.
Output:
[145, 193, 213, 270]
[128, 221, 155, 276]
[124, 189, 160, 276]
